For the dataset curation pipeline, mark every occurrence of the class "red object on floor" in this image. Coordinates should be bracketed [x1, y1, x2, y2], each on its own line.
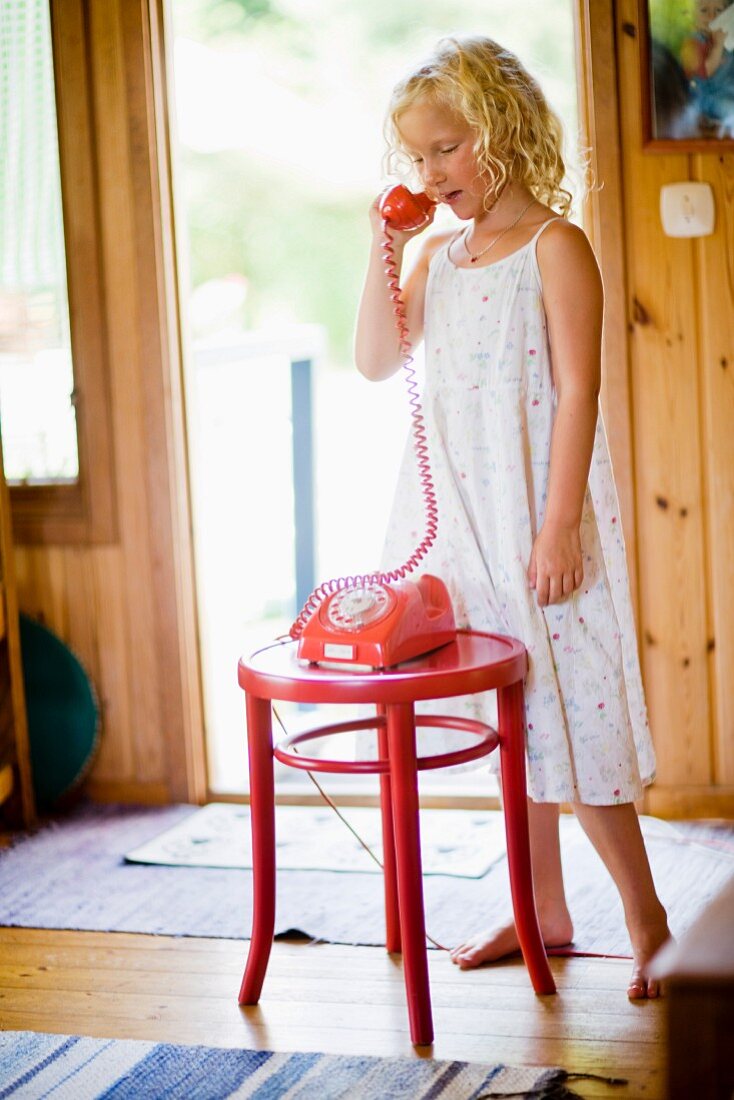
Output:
[237, 630, 556, 1046]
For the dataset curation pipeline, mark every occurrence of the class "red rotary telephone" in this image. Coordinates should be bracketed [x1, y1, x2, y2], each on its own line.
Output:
[296, 574, 455, 669]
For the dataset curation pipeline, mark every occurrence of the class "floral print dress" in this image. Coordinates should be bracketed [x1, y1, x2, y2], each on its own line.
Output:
[380, 218, 656, 805]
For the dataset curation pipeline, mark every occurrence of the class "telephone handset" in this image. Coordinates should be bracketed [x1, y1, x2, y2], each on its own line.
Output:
[292, 184, 455, 669]
[378, 185, 436, 231]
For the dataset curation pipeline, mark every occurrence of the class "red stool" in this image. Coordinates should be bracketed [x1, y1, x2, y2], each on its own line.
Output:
[237, 629, 556, 1046]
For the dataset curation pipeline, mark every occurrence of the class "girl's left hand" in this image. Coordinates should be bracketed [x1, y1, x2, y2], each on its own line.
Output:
[528, 522, 583, 607]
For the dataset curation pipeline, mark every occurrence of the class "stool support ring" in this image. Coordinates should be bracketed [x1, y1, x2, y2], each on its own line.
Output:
[273, 713, 499, 774]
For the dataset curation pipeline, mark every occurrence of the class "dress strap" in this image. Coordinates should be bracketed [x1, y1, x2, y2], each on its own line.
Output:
[529, 217, 566, 291]
[529, 216, 565, 245]
[443, 229, 464, 265]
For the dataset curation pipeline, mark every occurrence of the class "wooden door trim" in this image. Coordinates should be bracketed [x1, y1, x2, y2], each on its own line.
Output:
[574, 0, 639, 616]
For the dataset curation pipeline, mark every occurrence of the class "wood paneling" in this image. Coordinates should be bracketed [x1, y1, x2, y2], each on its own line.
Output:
[13, 0, 206, 804]
[695, 154, 734, 785]
[614, 0, 731, 811]
[574, 1, 639, 613]
[0, 432, 35, 827]
[646, 785, 734, 820]
[87, 549, 134, 782]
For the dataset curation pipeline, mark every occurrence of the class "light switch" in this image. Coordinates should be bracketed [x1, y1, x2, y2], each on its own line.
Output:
[660, 182, 715, 238]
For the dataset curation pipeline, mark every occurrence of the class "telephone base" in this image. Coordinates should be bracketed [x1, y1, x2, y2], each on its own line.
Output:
[305, 659, 376, 673]
[297, 574, 456, 670]
[304, 639, 454, 673]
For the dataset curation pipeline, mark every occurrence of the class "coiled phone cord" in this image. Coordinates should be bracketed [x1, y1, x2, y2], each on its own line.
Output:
[288, 217, 438, 639]
[271, 211, 449, 952]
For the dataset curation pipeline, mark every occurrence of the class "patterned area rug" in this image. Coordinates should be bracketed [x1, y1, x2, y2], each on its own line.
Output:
[0, 1031, 556, 1099]
[0, 802, 732, 957]
[124, 803, 508, 877]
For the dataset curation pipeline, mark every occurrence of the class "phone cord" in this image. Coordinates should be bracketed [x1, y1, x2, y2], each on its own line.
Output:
[288, 218, 438, 638]
[278, 217, 447, 951]
[271, 702, 450, 953]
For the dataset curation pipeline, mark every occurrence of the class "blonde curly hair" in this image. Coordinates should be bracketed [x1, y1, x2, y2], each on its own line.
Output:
[384, 35, 574, 217]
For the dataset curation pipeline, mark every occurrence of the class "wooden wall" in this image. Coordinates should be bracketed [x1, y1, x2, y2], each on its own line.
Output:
[12, 0, 206, 805]
[8, 0, 733, 816]
[614, 0, 734, 817]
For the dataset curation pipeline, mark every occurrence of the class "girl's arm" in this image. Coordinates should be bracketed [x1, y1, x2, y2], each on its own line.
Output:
[680, 36, 708, 79]
[529, 221, 604, 607]
[354, 199, 447, 381]
[704, 30, 727, 77]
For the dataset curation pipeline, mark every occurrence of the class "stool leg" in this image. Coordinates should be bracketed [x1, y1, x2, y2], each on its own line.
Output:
[239, 693, 276, 1005]
[377, 705, 401, 954]
[386, 701, 433, 1045]
[497, 680, 556, 996]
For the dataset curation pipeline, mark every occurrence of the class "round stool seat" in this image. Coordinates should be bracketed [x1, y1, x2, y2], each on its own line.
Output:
[239, 630, 527, 705]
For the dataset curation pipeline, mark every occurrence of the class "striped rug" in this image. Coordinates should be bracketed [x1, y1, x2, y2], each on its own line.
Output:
[0, 1031, 552, 1099]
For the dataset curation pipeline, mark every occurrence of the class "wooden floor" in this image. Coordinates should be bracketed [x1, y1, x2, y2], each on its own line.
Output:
[0, 927, 666, 1098]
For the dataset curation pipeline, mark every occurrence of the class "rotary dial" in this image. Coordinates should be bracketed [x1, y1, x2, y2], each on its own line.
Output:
[324, 584, 393, 633]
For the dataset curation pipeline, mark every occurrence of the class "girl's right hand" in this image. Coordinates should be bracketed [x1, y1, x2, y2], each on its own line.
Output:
[368, 192, 435, 248]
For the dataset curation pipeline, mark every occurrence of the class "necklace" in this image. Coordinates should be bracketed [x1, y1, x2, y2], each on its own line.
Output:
[464, 198, 536, 264]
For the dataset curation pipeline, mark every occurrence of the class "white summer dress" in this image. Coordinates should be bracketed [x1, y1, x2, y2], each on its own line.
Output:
[380, 217, 656, 805]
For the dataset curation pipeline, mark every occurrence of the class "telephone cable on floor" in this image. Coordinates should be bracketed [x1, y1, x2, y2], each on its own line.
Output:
[271, 702, 450, 953]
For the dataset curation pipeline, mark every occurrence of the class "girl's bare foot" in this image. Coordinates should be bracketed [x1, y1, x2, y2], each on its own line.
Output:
[450, 908, 574, 969]
[626, 910, 672, 1000]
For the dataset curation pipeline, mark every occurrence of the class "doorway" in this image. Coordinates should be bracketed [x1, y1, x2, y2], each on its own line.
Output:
[166, 0, 580, 796]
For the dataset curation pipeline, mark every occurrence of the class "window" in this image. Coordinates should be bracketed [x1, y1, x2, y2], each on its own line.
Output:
[0, 0, 78, 484]
[0, 0, 116, 543]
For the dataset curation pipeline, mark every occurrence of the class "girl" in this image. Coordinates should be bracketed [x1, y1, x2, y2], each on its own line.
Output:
[354, 34, 671, 1000]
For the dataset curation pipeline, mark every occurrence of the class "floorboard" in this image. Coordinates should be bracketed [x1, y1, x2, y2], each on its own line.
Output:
[0, 927, 665, 1098]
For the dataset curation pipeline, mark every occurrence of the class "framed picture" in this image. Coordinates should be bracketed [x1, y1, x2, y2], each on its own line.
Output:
[640, 0, 734, 150]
